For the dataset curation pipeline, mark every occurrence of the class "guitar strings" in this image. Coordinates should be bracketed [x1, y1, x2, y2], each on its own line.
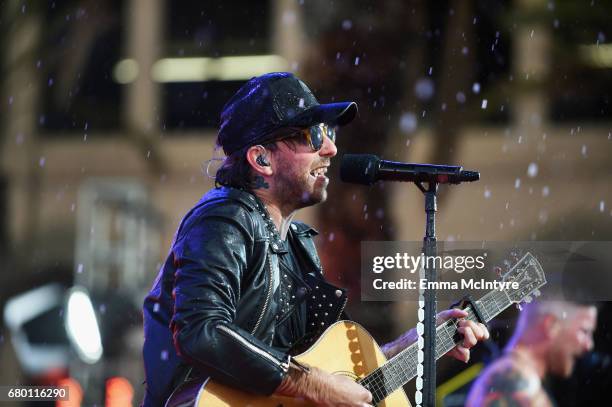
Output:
[364, 257, 538, 401]
[365, 293, 511, 401]
[361, 289, 513, 401]
[361, 310, 476, 400]
[363, 287, 512, 398]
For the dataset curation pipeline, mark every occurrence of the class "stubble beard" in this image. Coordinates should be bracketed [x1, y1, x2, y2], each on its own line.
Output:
[275, 167, 327, 212]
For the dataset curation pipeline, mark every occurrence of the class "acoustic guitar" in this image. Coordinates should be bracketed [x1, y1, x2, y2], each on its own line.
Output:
[166, 252, 546, 407]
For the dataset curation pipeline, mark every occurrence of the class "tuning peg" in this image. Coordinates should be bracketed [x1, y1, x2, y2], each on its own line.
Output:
[516, 303, 523, 311]
[533, 289, 541, 297]
[524, 296, 533, 303]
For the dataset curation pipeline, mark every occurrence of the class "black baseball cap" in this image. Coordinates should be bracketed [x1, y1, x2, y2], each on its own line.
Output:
[217, 72, 358, 155]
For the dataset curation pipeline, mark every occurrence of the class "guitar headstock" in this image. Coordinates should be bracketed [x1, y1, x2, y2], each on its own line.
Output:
[500, 252, 547, 305]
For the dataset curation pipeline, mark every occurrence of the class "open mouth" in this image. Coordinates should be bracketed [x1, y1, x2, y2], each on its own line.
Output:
[309, 166, 328, 180]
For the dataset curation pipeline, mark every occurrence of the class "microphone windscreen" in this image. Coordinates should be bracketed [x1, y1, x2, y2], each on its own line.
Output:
[460, 171, 480, 182]
[340, 154, 380, 185]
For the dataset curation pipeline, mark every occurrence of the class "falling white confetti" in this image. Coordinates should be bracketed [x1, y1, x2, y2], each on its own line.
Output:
[414, 78, 435, 100]
[481, 99, 488, 109]
[354, 57, 360, 66]
[581, 144, 588, 157]
[538, 209, 548, 224]
[39, 157, 46, 167]
[77, 263, 84, 273]
[399, 112, 418, 133]
[600, 201, 605, 213]
[527, 162, 538, 178]
[597, 32, 606, 44]
[472, 83, 481, 94]
[341, 19, 352, 30]
[484, 187, 492, 199]
[542, 186, 550, 197]
[514, 178, 521, 189]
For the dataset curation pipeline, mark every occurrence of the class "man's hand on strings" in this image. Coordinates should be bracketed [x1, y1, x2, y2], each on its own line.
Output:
[437, 308, 490, 362]
[381, 308, 490, 361]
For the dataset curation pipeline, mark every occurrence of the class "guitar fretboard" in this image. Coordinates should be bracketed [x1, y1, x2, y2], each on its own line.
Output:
[359, 289, 513, 404]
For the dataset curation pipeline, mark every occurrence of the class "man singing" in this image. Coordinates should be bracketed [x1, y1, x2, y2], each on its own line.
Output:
[142, 72, 489, 406]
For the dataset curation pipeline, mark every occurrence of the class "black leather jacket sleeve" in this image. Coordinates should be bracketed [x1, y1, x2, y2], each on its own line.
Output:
[169, 209, 288, 396]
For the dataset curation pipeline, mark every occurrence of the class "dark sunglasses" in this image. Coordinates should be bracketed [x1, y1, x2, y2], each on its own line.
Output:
[271, 123, 337, 151]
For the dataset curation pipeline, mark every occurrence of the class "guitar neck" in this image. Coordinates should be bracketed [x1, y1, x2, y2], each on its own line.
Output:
[359, 289, 513, 404]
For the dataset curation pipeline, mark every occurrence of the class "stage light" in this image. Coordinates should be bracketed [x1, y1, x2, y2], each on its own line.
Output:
[105, 376, 134, 407]
[151, 55, 288, 82]
[113, 59, 139, 84]
[580, 44, 612, 68]
[113, 55, 289, 85]
[3, 284, 69, 375]
[65, 287, 103, 364]
[113, 55, 288, 84]
[56, 377, 83, 407]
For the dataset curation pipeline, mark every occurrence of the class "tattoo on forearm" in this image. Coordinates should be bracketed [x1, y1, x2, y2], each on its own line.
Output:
[253, 175, 269, 189]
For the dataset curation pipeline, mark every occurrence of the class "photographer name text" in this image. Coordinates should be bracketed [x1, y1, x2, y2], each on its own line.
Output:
[372, 278, 518, 291]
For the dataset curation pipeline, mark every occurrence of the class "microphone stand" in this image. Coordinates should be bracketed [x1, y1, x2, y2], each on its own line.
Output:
[415, 181, 438, 407]
[338, 153, 480, 406]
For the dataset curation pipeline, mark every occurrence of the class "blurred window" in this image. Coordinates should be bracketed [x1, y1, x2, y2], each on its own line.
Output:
[162, 0, 271, 129]
[39, 0, 124, 133]
[470, 0, 512, 124]
[549, 2, 612, 122]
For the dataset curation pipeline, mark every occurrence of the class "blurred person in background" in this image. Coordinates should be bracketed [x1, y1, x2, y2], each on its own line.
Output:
[466, 300, 597, 406]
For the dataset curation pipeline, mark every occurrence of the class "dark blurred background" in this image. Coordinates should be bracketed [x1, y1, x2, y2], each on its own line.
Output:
[0, 0, 610, 405]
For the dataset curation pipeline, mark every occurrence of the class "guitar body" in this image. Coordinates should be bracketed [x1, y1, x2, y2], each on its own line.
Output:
[166, 320, 412, 407]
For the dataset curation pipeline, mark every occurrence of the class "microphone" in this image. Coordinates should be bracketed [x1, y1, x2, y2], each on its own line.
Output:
[340, 154, 480, 185]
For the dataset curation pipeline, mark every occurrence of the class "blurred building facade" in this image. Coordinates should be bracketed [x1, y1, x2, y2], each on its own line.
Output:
[0, 0, 610, 405]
